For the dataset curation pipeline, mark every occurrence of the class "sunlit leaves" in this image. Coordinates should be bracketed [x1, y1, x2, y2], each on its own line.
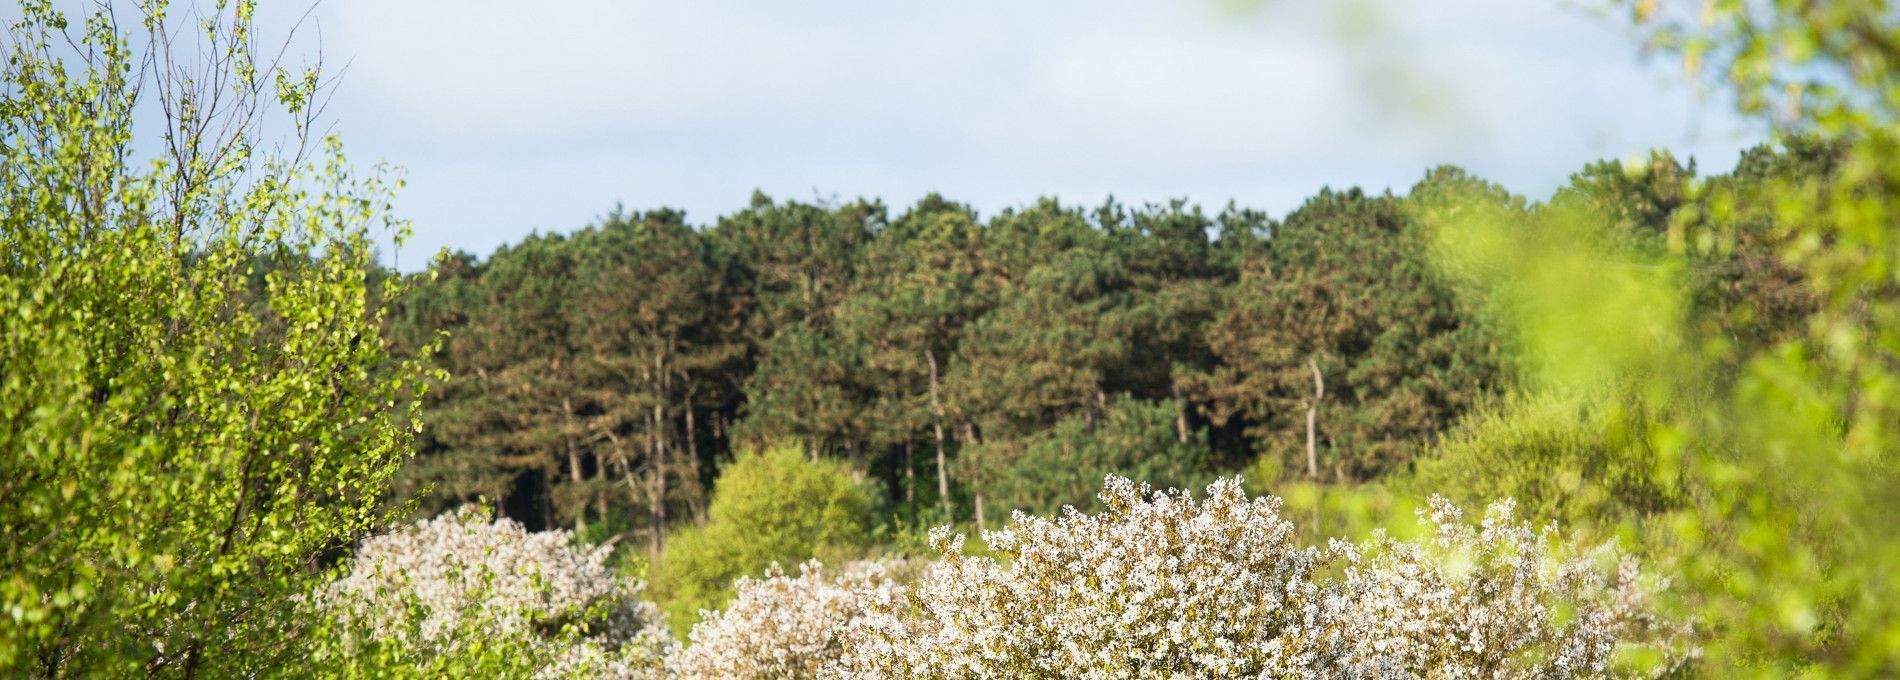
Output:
[0, 1, 430, 674]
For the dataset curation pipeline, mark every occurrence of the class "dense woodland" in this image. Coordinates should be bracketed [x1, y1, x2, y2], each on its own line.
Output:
[382, 144, 1820, 548]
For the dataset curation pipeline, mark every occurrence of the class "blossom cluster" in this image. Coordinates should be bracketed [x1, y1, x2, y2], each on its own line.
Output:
[1318, 496, 1691, 677]
[830, 477, 1691, 678]
[322, 479, 1689, 678]
[667, 560, 904, 679]
[319, 507, 675, 678]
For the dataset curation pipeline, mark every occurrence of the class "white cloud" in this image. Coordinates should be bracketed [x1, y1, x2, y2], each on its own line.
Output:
[237, 0, 1764, 265]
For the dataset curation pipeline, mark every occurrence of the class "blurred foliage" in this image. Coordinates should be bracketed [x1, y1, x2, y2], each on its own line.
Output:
[651, 444, 876, 634]
[1421, 1, 1900, 664]
[1252, 479, 1428, 549]
[1548, 1, 1900, 674]
[1415, 388, 1686, 529]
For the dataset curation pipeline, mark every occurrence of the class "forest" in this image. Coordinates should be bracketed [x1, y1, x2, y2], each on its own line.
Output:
[386, 150, 1804, 550]
[8, 0, 1900, 678]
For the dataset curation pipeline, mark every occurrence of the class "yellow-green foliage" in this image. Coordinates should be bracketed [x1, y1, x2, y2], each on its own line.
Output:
[1415, 389, 1685, 528]
[0, 2, 434, 675]
[654, 444, 876, 633]
[1424, 11, 1900, 661]
[1244, 476, 1427, 548]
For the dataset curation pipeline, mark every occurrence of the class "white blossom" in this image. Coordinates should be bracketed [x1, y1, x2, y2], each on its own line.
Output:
[323, 481, 1691, 679]
[667, 559, 904, 679]
[320, 507, 675, 678]
[829, 477, 1692, 679]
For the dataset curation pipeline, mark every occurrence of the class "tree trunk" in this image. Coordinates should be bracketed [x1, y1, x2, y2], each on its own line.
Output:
[653, 351, 671, 553]
[974, 493, 987, 532]
[903, 439, 916, 506]
[926, 348, 951, 517]
[605, 431, 646, 545]
[1172, 386, 1191, 445]
[684, 387, 706, 525]
[1306, 357, 1324, 480]
[653, 401, 667, 548]
[564, 397, 586, 533]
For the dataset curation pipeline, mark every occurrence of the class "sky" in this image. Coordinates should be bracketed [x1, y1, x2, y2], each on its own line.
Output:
[193, 1, 1761, 268]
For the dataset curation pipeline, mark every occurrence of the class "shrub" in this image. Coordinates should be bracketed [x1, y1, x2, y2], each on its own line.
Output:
[668, 560, 902, 679]
[833, 476, 1690, 678]
[1415, 389, 1686, 528]
[317, 507, 675, 677]
[1323, 497, 1693, 676]
[655, 444, 877, 632]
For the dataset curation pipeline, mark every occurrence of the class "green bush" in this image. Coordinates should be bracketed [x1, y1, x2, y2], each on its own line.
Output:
[1414, 388, 1685, 528]
[652, 444, 876, 633]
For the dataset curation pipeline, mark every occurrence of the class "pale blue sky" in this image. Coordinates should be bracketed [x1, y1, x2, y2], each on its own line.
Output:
[246, 1, 1756, 268]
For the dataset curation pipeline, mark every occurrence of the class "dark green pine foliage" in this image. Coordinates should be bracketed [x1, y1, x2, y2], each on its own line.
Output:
[1195, 187, 1506, 482]
[565, 209, 747, 550]
[1098, 199, 1256, 466]
[989, 396, 1214, 517]
[713, 193, 882, 460]
[709, 191, 878, 341]
[834, 195, 998, 517]
[382, 149, 1827, 547]
[387, 251, 518, 512]
[946, 200, 1136, 521]
[397, 234, 588, 528]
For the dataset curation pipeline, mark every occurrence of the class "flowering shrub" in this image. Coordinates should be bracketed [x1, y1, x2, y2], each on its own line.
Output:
[831, 476, 1691, 678]
[317, 483, 1688, 678]
[319, 507, 675, 677]
[1320, 497, 1693, 677]
[668, 560, 904, 679]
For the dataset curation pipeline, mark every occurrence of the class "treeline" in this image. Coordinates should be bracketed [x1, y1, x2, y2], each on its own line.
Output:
[384, 140, 1826, 548]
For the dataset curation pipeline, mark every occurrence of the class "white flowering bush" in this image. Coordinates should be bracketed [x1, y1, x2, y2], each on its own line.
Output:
[830, 476, 1692, 679]
[667, 560, 904, 679]
[314, 483, 1689, 678]
[318, 507, 675, 677]
[1318, 497, 1693, 677]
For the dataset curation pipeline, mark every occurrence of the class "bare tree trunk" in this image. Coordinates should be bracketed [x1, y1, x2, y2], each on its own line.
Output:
[926, 349, 951, 517]
[646, 417, 661, 557]
[605, 431, 646, 546]
[963, 418, 986, 530]
[903, 440, 916, 506]
[1306, 357, 1324, 480]
[1172, 386, 1191, 445]
[653, 402, 667, 547]
[564, 397, 586, 533]
[684, 387, 706, 525]
[653, 351, 671, 552]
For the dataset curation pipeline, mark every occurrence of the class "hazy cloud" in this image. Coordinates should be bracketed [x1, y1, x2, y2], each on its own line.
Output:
[231, 0, 1763, 267]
